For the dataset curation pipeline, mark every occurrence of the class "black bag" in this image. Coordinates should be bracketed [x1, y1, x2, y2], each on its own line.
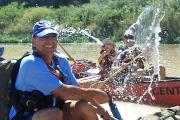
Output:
[0, 59, 17, 120]
[0, 52, 31, 120]
[8, 52, 32, 105]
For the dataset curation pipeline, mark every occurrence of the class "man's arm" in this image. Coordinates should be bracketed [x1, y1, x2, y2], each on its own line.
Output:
[52, 84, 109, 104]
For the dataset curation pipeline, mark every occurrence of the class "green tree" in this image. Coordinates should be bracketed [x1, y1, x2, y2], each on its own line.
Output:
[5, 7, 58, 34]
[0, 2, 23, 33]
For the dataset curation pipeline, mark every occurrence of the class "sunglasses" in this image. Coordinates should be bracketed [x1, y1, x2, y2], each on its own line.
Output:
[124, 35, 134, 39]
[34, 33, 58, 41]
[40, 33, 57, 39]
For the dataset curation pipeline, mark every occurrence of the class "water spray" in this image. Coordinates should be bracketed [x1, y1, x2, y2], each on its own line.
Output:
[80, 30, 103, 46]
[57, 26, 103, 46]
[90, 7, 165, 105]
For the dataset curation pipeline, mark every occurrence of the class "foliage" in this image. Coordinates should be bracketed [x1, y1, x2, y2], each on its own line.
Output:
[5, 7, 58, 35]
[0, 34, 31, 43]
[0, 2, 23, 33]
[0, 0, 179, 44]
[0, 0, 90, 7]
[159, 0, 180, 44]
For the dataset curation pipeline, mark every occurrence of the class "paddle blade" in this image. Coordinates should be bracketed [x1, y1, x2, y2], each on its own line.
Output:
[90, 81, 106, 89]
[109, 102, 122, 120]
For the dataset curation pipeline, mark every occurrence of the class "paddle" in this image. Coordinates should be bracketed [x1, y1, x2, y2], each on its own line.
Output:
[107, 93, 122, 120]
[58, 42, 76, 63]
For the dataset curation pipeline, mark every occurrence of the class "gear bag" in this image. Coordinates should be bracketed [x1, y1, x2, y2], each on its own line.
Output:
[0, 58, 17, 120]
[8, 52, 32, 106]
[0, 52, 32, 120]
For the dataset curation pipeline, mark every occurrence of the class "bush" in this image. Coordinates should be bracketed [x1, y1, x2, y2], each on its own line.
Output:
[5, 7, 58, 35]
[0, 34, 31, 43]
[0, 0, 179, 44]
[0, 2, 23, 33]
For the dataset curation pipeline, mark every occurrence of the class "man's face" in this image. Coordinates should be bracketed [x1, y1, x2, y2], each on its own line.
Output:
[104, 43, 115, 50]
[32, 33, 58, 58]
[124, 34, 135, 47]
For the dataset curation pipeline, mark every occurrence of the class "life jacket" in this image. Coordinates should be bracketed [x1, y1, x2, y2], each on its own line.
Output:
[99, 49, 116, 69]
[3, 52, 66, 120]
[118, 46, 129, 64]
[119, 46, 142, 63]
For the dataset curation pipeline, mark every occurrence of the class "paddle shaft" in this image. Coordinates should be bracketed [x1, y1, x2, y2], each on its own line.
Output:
[58, 43, 76, 63]
[108, 93, 122, 120]
[105, 52, 143, 83]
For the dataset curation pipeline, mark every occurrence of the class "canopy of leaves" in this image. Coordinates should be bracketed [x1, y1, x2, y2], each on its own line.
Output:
[0, 0, 179, 43]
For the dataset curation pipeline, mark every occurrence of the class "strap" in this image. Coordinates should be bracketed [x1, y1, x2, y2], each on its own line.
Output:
[47, 55, 66, 83]
[32, 52, 66, 83]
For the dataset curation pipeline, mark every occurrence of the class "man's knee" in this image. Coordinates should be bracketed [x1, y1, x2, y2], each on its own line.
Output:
[63, 101, 98, 120]
[32, 108, 63, 120]
[76, 101, 95, 114]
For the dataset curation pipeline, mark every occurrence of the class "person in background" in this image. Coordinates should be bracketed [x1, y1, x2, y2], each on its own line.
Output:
[98, 38, 116, 80]
[117, 28, 165, 81]
[115, 29, 149, 82]
[8, 20, 114, 120]
[117, 29, 136, 65]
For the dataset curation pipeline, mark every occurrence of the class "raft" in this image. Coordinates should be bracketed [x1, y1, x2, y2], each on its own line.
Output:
[78, 75, 180, 107]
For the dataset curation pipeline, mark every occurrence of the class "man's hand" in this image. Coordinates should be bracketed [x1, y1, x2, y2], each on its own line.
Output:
[91, 99, 118, 120]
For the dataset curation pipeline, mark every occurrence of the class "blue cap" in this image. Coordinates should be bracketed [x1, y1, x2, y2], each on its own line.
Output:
[32, 20, 58, 37]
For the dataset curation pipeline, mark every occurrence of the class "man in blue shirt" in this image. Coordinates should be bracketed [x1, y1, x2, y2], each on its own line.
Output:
[9, 20, 112, 120]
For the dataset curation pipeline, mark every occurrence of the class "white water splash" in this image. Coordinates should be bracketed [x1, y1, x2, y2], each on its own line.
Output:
[137, 77, 155, 103]
[110, 7, 165, 104]
[129, 7, 165, 75]
[137, 7, 164, 103]
[80, 30, 103, 46]
[56, 26, 103, 45]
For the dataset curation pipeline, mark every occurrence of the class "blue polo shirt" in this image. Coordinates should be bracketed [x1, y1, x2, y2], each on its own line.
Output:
[9, 52, 79, 119]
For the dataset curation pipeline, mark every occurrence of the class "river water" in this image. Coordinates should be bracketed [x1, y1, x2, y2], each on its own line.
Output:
[1, 43, 180, 77]
[0, 43, 179, 120]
